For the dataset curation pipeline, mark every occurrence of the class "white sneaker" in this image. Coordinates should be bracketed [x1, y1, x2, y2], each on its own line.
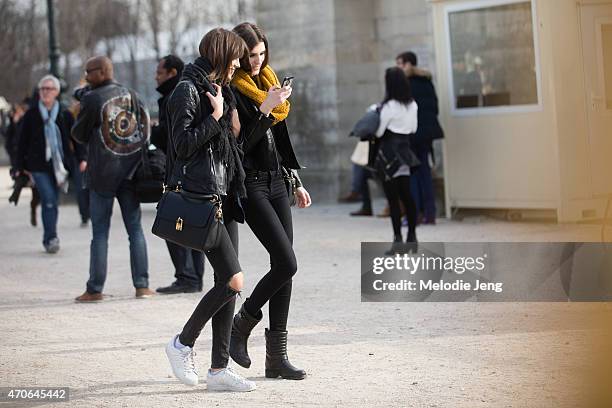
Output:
[206, 366, 257, 392]
[165, 335, 198, 386]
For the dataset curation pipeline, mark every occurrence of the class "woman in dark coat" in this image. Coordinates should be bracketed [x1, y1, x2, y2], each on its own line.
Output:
[229, 22, 311, 380]
[16, 75, 75, 253]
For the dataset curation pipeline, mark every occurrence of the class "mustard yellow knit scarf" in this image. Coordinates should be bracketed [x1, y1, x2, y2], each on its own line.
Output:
[232, 65, 290, 125]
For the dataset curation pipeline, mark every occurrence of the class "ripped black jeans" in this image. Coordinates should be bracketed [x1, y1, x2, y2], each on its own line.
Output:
[178, 199, 241, 368]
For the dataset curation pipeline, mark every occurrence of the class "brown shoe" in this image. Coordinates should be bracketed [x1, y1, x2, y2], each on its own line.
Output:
[75, 291, 103, 303]
[135, 288, 155, 299]
[350, 208, 373, 216]
[338, 191, 362, 203]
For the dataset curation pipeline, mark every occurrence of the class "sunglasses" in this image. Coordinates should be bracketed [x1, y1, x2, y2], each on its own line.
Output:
[85, 67, 102, 75]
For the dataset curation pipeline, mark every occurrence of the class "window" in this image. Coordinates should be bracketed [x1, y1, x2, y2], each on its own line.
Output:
[446, 0, 540, 113]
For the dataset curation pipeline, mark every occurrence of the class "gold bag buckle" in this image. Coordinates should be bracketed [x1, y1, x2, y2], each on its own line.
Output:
[175, 217, 183, 231]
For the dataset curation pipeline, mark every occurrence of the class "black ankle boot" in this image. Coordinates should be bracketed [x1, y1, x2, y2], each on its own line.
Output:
[229, 302, 262, 368]
[265, 329, 306, 380]
[407, 231, 418, 253]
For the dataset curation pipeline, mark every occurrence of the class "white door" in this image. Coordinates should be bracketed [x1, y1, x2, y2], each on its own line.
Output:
[580, 3, 612, 197]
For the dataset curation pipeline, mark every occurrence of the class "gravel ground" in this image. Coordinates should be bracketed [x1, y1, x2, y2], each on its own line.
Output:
[1, 167, 610, 407]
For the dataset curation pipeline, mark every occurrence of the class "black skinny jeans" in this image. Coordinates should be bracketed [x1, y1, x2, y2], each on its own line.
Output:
[243, 170, 297, 332]
[179, 197, 240, 368]
[382, 175, 417, 241]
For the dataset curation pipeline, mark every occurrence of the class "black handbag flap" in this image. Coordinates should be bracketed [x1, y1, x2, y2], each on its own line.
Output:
[156, 191, 217, 227]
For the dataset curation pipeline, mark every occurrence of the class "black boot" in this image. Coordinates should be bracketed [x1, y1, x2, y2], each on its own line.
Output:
[265, 329, 306, 380]
[229, 302, 262, 368]
[407, 231, 418, 253]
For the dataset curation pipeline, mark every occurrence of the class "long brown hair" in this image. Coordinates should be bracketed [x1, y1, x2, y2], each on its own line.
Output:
[199, 28, 246, 85]
[232, 22, 269, 74]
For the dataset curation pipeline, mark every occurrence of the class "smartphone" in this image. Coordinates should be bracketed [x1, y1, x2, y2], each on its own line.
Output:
[281, 76, 294, 88]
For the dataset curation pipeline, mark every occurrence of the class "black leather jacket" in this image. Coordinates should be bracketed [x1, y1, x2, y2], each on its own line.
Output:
[71, 81, 149, 193]
[233, 89, 304, 187]
[165, 62, 236, 196]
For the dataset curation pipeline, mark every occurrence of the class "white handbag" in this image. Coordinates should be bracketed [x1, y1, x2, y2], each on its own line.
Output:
[350, 141, 369, 166]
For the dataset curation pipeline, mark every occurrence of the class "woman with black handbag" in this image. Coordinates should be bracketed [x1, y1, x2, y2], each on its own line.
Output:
[229, 22, 311, 381]
[162, 28, 256, 392]
[374, 67, 420, 254]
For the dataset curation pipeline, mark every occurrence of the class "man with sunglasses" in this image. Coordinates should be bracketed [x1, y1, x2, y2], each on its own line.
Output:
[15, 74, 76, 253]
[71, 56, 154, 302]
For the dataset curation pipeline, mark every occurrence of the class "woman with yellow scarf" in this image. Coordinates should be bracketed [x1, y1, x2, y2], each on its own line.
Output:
[229, 22, 311, 381]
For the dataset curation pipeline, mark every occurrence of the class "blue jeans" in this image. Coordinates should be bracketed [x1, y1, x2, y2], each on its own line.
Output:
[351, 164, 372, 210]
[87, 184, 149, 294]
[410, 150, 436, 221]
[31, 172, 59, 245]
[71, 166, 90, 222]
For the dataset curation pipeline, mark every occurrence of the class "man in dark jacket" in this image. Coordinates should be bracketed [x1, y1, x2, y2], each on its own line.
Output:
[71, 56, 154, 302]
[397, 51, 444, 225]
[151, 55, 205, 294]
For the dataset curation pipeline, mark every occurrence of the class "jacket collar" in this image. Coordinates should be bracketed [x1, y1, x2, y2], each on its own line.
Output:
[92, 79, 114, 89]
[156, 74, 180, 96]
[181, 57, 215, 94]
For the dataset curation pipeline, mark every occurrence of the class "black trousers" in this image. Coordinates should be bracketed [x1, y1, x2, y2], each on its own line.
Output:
[166, 241, 205, 289]
[179, 198, 240, 368]
[382, 175, 417, 241]
[242, 170, 296, 332]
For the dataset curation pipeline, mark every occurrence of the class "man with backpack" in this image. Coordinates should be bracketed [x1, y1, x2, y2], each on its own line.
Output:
[71, 56, 153, 302]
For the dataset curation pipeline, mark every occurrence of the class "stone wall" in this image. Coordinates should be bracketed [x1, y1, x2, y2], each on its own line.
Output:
[257, 0, 437, 201]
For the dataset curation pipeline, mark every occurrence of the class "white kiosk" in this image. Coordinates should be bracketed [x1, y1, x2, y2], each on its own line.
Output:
[429, 0, 612, 223]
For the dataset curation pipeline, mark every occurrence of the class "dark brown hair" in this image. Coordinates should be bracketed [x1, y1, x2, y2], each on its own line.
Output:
[199, 28, 246, 84]
[232, 22, 269, 74]
[383, 67, 414, 106]
[396, 51, 418, 66]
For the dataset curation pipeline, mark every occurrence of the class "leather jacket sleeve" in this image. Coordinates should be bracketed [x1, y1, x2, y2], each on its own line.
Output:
[71, 92, 99, 145]
[294, 169, 303, 189]
[168, 81, 222, 160]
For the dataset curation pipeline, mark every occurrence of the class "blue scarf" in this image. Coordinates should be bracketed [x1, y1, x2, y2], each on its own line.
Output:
[39, 100, 69, 192]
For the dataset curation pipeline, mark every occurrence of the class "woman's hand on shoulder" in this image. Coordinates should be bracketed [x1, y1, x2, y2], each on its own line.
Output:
[296, 187, 312, 208]
[206, 83, 224, 121]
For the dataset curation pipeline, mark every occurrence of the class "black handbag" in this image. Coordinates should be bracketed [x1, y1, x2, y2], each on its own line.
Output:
[133, 145, 166, 203]
[129, 89, 166, 203]
[282, 167, 297, 207]
[151, 188, 223, 252]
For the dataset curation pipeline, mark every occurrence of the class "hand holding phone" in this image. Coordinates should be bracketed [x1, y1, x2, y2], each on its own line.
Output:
[281, 76, 294, 88]
[261, 81, 293, 115]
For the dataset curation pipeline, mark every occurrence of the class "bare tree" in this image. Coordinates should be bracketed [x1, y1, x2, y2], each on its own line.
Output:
[146, 0, 162, 60]
[0, 0, 47, 102]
